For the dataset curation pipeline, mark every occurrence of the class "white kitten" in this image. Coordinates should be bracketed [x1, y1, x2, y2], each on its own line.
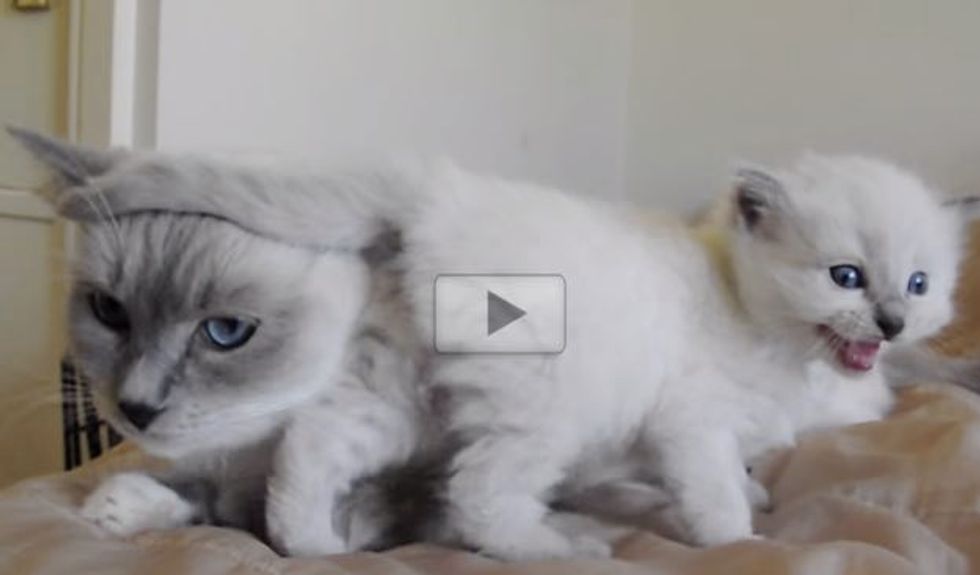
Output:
[36, 132, 975, 559]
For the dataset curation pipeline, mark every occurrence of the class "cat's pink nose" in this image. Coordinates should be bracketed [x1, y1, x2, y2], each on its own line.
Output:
[118, 401, 164, 431]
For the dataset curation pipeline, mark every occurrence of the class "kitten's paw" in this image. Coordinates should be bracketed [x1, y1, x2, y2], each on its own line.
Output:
[569, 535, 613, 559]
[266, 489, 346, 557]
[686, 514, 755, 547]
[268, 526, 347, 558]
[81, 472, 195, 537]
[471, 523, 586, 561]
[676, 489, 755, 546]
[546, 511, 624, 557]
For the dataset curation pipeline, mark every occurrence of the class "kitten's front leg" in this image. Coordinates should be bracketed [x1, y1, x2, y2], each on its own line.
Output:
[266, 393, 417, 557]
[81, 472, 204, 536]
[447, 431, 611, 560]
[647, 427, 755, 546]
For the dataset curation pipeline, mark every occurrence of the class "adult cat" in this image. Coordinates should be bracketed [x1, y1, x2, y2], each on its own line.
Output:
[11, 129, 444, 555]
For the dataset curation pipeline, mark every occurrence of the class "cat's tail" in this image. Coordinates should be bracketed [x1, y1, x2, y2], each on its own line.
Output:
[9, 127, 438, 251]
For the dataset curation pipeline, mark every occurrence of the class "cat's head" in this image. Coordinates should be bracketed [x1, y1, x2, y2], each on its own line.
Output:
[13, 130, 369, 458]
[730, 154, 978, 375]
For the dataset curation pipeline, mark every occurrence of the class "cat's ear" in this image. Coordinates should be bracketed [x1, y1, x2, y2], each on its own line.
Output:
[733, 166, 787, 236]
[943, 196, 980, 222]
[7, 126, 123, 189]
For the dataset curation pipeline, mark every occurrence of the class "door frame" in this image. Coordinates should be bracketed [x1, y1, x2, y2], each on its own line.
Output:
[0, 0, 159, 222]
[71, 0, 160, 150]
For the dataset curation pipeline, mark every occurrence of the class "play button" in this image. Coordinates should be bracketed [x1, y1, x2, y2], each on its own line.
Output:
[434, 274, 565, 354]
[487, 291, 526, 335]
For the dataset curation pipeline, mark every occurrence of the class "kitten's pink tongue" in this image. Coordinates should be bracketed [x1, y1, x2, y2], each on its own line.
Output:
[837, 340, 881, 372]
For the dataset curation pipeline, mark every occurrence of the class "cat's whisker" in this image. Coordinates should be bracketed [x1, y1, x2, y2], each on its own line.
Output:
[804, 335, 832, 359]
[61, 185, 126, 259]
[53, 141, 124, 245]
[192, 401, 305, 430]
[88, 180, 126, 255]
[0, 361, 63, 386]
[0, 394, 74, 433]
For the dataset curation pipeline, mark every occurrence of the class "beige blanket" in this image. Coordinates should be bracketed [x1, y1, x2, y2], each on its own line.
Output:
[1, 383, 977, 575]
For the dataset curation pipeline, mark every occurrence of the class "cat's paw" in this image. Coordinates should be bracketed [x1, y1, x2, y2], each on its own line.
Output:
[267, 521, 347, 558]
[546, 511, 624, 558]
[266, 488, 347, 557]
[471, 522, 601, 561]
[685, 512, 755, 547]
[675, 487, 755, 546]
[569, 535, 614, 559]
[80, 472, 195, 537]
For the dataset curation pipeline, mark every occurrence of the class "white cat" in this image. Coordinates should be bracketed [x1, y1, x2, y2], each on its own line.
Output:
[385, 156, 973, 557]
[17, 128, 975, 559]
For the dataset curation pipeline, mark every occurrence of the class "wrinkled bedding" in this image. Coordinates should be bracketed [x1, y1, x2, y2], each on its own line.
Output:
[1, 383, 978, 575]
[5, 226, 980, 575]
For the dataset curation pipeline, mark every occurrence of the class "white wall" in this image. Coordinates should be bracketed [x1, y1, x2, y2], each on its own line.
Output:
[627, 0, 980, 213]
[143, 1, 980, 210]
[151, 0, 632, 197]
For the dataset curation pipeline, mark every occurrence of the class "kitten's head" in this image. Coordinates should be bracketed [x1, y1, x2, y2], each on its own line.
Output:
[13, 130, 368, 458]
[730, 155, 978, 375]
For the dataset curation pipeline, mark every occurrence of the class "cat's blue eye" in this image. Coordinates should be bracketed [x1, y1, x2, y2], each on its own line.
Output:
[829, 265, 865, 289]
[907, 271, 929, 296]
[88, 292, 130, 331]
[201, 317, 258, 350]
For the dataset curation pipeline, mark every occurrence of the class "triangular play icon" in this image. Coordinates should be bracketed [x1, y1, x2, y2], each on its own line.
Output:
[487, 290, 526, 335]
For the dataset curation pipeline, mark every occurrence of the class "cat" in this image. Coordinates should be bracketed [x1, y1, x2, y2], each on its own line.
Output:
[10, 129, 448, 556]
[15, 128, 977, 560]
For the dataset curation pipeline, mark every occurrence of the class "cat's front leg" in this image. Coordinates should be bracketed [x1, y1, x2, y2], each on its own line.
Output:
[80, 472, 203, 536]
[266, 393, 418, 557]
[647, 426, 755, 546]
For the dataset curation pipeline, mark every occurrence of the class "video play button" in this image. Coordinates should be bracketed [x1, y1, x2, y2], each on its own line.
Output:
[434, 274, 565, 354]
[487, 291, 526, 335]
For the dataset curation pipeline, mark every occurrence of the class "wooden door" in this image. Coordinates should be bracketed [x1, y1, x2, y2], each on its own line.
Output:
[0, 0, 70, 487]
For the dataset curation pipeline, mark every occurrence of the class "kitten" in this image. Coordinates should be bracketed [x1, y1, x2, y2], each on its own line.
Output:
[11, 129, 443, 556]
[18, 129, 977, 559]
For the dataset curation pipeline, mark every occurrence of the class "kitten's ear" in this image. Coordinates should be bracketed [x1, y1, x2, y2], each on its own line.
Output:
[733, 166, 787, 235]
[7, 126, 122, 188]
[943, 196, 980, 222]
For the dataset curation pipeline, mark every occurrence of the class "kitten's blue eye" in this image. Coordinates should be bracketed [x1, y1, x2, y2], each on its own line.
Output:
[201, 317, 258, 350]
[88, 292, 129, 331]
[907, 271, 929, 295]
[829, 265, 865, 289]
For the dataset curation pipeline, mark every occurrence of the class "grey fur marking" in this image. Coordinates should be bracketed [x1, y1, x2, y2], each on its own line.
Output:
[734, 167, 786, 233]
[9, 128, 428, 252]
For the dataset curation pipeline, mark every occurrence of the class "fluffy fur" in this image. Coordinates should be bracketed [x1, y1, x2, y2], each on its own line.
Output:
[13, 129, 976, 559]
[12, 129, 445, 555]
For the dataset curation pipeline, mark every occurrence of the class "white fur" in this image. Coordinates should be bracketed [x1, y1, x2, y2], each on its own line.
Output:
[81, 473, 197, 536]
[14, 128, 439, 553]
[67, 215, 430, 551]
[380, 156, 968, 557]
[29, 130, 968, 559]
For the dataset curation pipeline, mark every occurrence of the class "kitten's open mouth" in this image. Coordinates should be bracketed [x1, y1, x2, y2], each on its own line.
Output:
[817, 325, 882, 372]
